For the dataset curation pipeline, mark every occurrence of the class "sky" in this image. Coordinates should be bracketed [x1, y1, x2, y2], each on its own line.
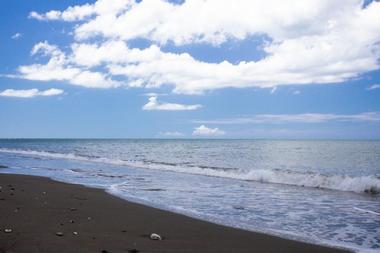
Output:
[0, 0, 380, 139]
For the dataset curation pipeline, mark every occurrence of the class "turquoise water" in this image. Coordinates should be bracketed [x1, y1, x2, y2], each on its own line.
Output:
[0, 139, 379, 252]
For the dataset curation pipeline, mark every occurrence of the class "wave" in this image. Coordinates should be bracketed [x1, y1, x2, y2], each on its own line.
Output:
[1, 148, 379, 195]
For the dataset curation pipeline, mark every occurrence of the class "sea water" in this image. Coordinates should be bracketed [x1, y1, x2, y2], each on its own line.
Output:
[0, 139, 379, 252]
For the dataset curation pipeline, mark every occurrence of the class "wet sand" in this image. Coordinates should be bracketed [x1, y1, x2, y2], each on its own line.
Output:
[0, 174, 351, 253]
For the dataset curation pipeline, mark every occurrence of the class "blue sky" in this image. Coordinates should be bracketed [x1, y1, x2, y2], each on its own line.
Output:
[0, 0, 380, 139]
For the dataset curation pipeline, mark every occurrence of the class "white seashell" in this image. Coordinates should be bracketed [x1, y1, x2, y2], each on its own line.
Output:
[150, 233, 162, 240]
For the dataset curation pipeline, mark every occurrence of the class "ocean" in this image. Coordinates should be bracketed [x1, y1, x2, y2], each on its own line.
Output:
[0, 139, 379, 252]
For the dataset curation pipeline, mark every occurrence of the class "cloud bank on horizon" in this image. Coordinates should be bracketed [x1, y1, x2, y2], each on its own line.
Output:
[12, 0, 380, 95]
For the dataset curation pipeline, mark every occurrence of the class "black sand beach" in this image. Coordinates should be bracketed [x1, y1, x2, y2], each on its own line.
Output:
[0, 174, 350, 253]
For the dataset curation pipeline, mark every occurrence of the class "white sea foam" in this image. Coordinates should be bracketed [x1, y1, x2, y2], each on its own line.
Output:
[1, 148, 379, 194]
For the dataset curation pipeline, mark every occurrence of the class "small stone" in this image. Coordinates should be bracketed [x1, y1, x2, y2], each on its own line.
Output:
[56, 232, 64, 236]
[150, 233, 162, 240]
[73, 231, 78, 235]
[4, 228, 12, 233]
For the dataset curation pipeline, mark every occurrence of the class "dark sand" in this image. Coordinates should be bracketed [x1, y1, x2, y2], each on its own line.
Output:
[0, 174, 350, 253]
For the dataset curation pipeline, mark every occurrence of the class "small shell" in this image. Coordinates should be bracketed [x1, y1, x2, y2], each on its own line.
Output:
[150, 233, 162, 240]
[4, 228, 12, 233]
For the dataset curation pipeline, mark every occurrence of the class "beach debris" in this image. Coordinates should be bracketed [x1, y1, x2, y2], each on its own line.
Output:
[55, 232, 64, 236]
[73, 231, 78, 235]
[128, 249, 139, 253]
[150, 233, 162, 240]
[4, 228, 12, 233]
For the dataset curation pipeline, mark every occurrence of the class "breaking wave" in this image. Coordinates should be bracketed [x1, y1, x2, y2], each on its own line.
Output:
[1, 148, 379, 194]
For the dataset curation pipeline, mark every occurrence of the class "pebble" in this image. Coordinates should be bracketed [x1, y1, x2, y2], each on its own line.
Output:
[56, 232, 64, 236]
[73, 231, 78, 235]
[150, 233, 162, 240]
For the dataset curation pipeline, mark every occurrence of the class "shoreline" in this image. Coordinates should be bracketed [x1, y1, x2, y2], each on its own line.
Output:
[0, 173, 351, 253]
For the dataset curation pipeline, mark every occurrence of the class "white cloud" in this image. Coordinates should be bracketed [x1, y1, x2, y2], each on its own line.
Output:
[159, 131, 184, 137]
[11, 33, 22, 40]
[143, 96, 202, 111]
[367, 84, 380, 90]
[192, 125, 225, 136]
[16, 41, 120, 88]
[16, 1, 380, 94]
[28, 0, 129, 22]
[195, 112, 380, 124]
[0, 88, 64, 98]
[293, 90, 301, 95]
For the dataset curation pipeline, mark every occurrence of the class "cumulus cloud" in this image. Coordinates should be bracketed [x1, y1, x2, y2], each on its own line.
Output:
[0, 88, 64, 98]
[192, 125, 225, 136]
[15, 0, 380, 94]
[195, 112, 380, 124]
[28, 0, 129, 22]
[16, 41, 120, 88]
[367, 84, 380, 90]
[11, 33, 22, 40]
[143, 96, 202, 111]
